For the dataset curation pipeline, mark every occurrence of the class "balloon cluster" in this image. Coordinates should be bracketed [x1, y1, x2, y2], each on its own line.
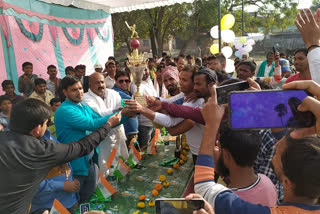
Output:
[234, 38, 255, 59]
[209, 14, 235, 73]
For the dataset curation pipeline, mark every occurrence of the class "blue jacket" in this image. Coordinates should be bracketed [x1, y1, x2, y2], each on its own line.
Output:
[30, 130, 77, 212]
[113, 85, 139, 135]
[54, 99, 113, 176]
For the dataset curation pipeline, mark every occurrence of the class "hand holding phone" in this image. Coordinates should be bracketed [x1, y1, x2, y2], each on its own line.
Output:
[229, 90, 316, 129]
[216, 81, 250, 104]
[283, 81, 320, 138]
[155, 198, 205, 214]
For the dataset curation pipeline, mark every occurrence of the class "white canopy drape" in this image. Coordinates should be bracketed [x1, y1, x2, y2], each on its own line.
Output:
[39, 0, 195, 13]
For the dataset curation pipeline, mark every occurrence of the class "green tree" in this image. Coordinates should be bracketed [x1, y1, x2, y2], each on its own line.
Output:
[112, 10, 148, 52]
[311, 0, 320, 12]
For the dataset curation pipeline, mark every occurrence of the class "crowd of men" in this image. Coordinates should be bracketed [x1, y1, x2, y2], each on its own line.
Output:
[0, 8, 319, 214]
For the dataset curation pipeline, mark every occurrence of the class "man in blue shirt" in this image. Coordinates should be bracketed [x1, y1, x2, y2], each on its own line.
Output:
[55, 76, 125, 203]
[113, 70, 139, 146]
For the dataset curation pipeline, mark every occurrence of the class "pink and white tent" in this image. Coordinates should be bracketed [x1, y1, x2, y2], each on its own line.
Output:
[0, 0, 193, 94]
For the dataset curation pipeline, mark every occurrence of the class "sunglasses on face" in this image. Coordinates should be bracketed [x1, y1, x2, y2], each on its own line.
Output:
[119, 79, 130, 84]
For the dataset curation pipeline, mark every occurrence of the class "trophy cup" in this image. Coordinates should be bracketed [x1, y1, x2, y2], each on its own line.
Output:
[125, 21, 147, 106]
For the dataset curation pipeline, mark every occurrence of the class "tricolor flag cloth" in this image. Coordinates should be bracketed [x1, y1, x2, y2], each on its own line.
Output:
[147, 128, 160, 155]
[96, 172, 117, 200]
[49, 199, 70, 214]
[128, 140, 142, 167]
[114, 159, 130, 180]
[105, 147, 118, 169]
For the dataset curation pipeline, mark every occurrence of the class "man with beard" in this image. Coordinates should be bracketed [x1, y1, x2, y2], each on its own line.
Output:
[162, 66, 180, 97]
[82, 72, 129, 177]
[54, 76, 121, 203]
[130, 67, 157, 149]
[125, 66, 216, 162]
[215, 125, 277, 206]
[192, 82, 320, 214]
[285, 49, 311, 83]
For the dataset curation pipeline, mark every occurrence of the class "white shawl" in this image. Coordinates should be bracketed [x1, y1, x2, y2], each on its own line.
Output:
[82, 89, 129, 176]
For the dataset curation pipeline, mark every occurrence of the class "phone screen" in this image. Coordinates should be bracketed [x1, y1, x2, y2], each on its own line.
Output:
[155, 199, 204, 214]
[217, 81, 249, 104]
[229, 90, 315, 129]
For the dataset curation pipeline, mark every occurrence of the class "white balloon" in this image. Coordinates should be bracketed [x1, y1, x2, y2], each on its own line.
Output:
[221, 46, 233, 58]
[210, 25, 219, 39]
[221, 30, 235, 43]
[225, 59, 235, 73]
[246, 39, 255, 46]
[244, 45, 253, 53]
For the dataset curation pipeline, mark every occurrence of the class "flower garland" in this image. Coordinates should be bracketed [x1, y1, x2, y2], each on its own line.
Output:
[95, 27, 110, 42]
[62, 27, 84, 45]
[15, 18, 43, 42]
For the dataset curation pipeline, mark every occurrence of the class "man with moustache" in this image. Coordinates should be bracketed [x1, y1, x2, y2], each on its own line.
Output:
[162, 66, 181, 97]
[125, 66, 216, 162]
[82, 72, 129, 177]
[214, 125, 277, 206]
[54, 76, 121, 203]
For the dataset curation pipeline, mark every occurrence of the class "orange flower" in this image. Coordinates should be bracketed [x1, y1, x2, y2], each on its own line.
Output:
[182, 150, 187, 155]
[143, 212, 149, 214]
[173, 163, 179, 169]
[139, 195, 146, 201]
[179, 160, 184, 165]
[155, 184, 162, 190]
[184, 146, 190, 151]
[152, 189, 159, 196]
[148, 201, 155, 207]
[167, 168, 173, 174]
[159, 175, 166, 182]
[163, 181, 170, 187]
[137, 202, 145, 208]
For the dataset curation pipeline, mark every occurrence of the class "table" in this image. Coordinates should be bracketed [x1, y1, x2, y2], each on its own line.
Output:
[76, 139, 194, 214]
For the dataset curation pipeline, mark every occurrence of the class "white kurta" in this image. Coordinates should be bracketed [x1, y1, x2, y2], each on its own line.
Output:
[82, 89, 129, 177]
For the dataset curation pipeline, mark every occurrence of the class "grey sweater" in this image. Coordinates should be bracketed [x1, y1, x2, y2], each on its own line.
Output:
[0, 122, 111, 214]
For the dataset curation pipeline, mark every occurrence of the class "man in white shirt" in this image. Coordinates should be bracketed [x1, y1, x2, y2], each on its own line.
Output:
[126, 67, 217, 162]
[82, 72, 129, 176]
[104, 60, 116, 89]
[130, 67, 157, 149]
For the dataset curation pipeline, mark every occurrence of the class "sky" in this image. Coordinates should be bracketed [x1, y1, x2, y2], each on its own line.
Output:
[244, 0, 313, 12]
[297, 0, 313, 9]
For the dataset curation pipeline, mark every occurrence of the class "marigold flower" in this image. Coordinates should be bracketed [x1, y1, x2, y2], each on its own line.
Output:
[137, 202, 145, 208]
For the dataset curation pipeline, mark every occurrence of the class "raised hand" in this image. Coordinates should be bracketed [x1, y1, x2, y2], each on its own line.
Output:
[282, 80, 320, 138]
[295, 9, 320, 48]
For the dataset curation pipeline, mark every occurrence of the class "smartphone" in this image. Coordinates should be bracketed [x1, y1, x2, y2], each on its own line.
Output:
[80, 203, 90, 214]
[217, 81, 250, 104]
[229, 90, 316, 129]
[155, 198, 204, 214]
[273, 46, 276, 54]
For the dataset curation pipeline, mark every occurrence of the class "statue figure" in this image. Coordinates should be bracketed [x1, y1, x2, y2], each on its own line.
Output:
[125, 21, 139, 38]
